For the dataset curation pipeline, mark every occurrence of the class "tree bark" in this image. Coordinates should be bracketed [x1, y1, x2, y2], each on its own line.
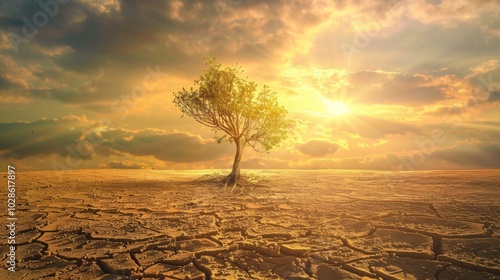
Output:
[226, 139, 243, 186]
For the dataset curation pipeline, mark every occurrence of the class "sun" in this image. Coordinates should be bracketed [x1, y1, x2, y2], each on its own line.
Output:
[323, 99, 350, 116]
[299, 95, 351, 118]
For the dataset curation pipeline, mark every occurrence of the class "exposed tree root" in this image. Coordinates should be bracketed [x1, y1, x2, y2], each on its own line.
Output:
[194, 174, 226, 183]
[193, 172, 267, 195]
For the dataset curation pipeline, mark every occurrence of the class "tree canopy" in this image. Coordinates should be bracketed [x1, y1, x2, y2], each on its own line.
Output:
[173, 58, 291, 186]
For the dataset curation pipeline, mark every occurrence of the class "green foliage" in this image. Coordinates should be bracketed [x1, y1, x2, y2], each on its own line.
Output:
[173, 58, 291, 152]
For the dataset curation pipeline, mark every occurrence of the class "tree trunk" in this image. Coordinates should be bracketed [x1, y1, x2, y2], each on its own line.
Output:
[226, 139, 243, 186]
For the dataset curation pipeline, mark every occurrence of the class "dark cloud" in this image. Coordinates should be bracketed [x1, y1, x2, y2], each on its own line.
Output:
[0, 75, 15, 90]
[100, 128, 233, 163]
[414, 122, 500, 146]
[1, 0, 170, 56]
[0, 0, 299, 69]
[430, 143, 500, 168]
[0, 115, 95, 159]
[0, 0, 308, 105]
[69, 3, 163, 51]
[330, 115, 417, 139]
[487, 91, 500, 102]
[0, 115, 232, 163]
[296, 139, 340, 157]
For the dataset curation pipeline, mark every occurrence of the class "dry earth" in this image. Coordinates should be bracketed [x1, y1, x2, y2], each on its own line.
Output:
[1, 169, 499, 280]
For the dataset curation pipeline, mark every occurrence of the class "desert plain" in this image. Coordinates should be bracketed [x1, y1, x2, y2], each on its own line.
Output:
[1, 169, 499, 279]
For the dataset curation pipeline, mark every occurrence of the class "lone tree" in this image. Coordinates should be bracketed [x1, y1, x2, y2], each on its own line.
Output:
[173, 58, 291, 186]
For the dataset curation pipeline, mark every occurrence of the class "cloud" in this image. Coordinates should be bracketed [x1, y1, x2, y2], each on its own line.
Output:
[293, 140, 500, 170]
[430, 142, 500, 168]
[0, 0, 323, 106]
[280, 68, 451, 106]
[1, 0, 498, 106]
[487, 91, 500, 102]
[422, 103, 467, 116]
[470, 60, 500, 75]
[0, 115, 233, 164]
[330, 115, 417, 139]
[407, 0, 499, 26]
[422, 66, 500, 116]
[100, 128, 233, 163]
[0, 115, 96, 159]
[469, 68, 500, 92]
[345, 71, 448, 105]
[481, 25, 500, 41]
[80, 0, 121, 15]
[0, 75, 16, 90]
[296, 139, 341, 157]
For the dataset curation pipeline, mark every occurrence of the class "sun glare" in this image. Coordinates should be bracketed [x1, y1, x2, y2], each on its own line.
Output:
[324, 100, 350, 116]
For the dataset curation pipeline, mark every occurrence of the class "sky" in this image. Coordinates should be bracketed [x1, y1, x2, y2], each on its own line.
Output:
[0, 0, 499, 171]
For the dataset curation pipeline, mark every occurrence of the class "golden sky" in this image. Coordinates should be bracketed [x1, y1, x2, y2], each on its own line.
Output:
[1, 0, 499, 171]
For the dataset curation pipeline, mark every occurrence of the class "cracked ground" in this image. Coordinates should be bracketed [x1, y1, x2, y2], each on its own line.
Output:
[1, 169, 499, 279]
